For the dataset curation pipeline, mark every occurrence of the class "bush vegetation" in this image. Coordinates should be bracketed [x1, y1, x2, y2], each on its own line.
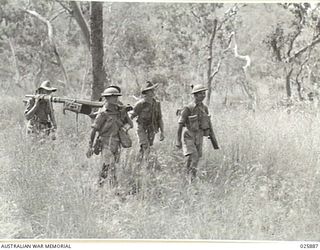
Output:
[1, 96, 319, 240]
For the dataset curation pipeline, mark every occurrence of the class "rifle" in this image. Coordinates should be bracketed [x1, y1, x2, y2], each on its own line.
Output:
[208, 118, 219, 150]
[24, 95, 133, 118]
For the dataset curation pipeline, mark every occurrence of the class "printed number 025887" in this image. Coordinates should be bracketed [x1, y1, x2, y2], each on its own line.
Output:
[300, 244, 318, 248]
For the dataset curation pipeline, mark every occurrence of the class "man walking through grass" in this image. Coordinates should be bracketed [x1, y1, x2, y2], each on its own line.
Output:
[24, 80, 57, 140]
[130, 81, 165, 162]
[176, 84, 212, 182]
[86, 86, 133, 187]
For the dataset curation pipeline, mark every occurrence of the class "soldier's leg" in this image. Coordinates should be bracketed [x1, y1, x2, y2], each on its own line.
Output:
[99, 147, 115, 187]
[148, 128, 156, 147]
[145, 128, 156, 162]
[137, 126, 149, 162]
[109, 161, 117, 187]
[109, 140, 121, 188]
[186, 151, 199, 181]
[192, 138, 203, 181]
[100, 163, 109, 181]
[182, 132, 199, 183]
[186, 155, 192, 175]
[139, 143, 150, 158]
[145, 128, 161, 170]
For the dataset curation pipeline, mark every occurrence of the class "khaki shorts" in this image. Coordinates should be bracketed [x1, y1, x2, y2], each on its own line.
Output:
[182, 129, 203, 157]
[101, 136, 120, 164]
[137, 124, 156, 147]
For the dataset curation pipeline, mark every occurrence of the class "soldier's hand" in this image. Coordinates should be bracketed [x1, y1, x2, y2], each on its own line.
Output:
[34, 94, 41, 104]
[86, 147, 93, 158]
[51, 132, 56, 141]
[176, 140, 182, 149]
[159, 132, 165, 141]
[34, 94, 45, 104]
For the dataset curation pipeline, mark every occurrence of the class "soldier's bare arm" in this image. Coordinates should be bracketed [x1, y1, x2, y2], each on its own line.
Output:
[86, 128, 98, 158]
[24, 97, 41, 120]
[89, 128, 98, 147]
[176, 107, 189, 148]
[130, 101, 142, 120]
[159, 118, 165, 141]
[176, 124, 183, 148]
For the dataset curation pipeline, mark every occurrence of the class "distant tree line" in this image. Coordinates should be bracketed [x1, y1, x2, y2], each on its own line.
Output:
[1, 1, 320, 107]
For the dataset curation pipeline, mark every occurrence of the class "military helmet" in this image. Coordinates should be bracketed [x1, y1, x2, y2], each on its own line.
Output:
[191, 84, 208, 94]
[101, 86, 122, 97]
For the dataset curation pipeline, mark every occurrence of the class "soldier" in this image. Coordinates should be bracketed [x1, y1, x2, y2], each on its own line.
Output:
[87, 86, 133, 187]
[130, 81, 165, 161]
[24, 80, 57, 139]
[176, 84, 211, 182]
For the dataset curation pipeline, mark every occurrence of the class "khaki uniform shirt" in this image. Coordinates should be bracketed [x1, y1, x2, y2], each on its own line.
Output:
[178, 102, 209, 157]
[92, 102, 130, 146]
[178, 102, 209, 132]
[132, 98, 162, 131]
[24, 98, 54, 134]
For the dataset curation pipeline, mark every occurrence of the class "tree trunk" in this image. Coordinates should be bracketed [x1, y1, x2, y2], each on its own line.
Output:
[206, 29, 233, 106]
[296, 79, 303, 101]
[70, 1, 91, 50]
[90, 1, 105, 101]
[285, 66, 293, 98]
[206, 19, 217, 106]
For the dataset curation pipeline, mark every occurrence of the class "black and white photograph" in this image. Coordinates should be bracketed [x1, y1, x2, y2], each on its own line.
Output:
[0, 0, 320, 245]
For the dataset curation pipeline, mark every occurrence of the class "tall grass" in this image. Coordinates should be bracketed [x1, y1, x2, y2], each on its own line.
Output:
[0, 96, 319, 240]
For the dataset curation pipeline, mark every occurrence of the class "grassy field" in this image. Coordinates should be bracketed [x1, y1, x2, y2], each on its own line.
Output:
[0, 95, 320, 240]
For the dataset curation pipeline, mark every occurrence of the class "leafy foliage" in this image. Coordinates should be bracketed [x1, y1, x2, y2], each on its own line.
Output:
[2, 2, 320, 240]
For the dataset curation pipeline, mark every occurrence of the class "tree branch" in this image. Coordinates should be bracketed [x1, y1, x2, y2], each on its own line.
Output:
[233, 33, 256, 108]
[25, 9, 70, 86]
[217, 4, 238, 31]
[287, 26, 302, 58]
[55, 0, 72, 14]
[209, 32, 234, 80]
[286, 36, 320, 63]
[189, 9, 210, 35]
[190, 10, 201, 22]
[233, 35, 251, 71]
[295, 44, 313, 100]
[206, 18, 218, 88]
[69, 1, 91, 50]
[26, 10, 54, 42]
[223, 32, 234, 53]
[210, 60, 222, 80]
[50, 8, 66, 22]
